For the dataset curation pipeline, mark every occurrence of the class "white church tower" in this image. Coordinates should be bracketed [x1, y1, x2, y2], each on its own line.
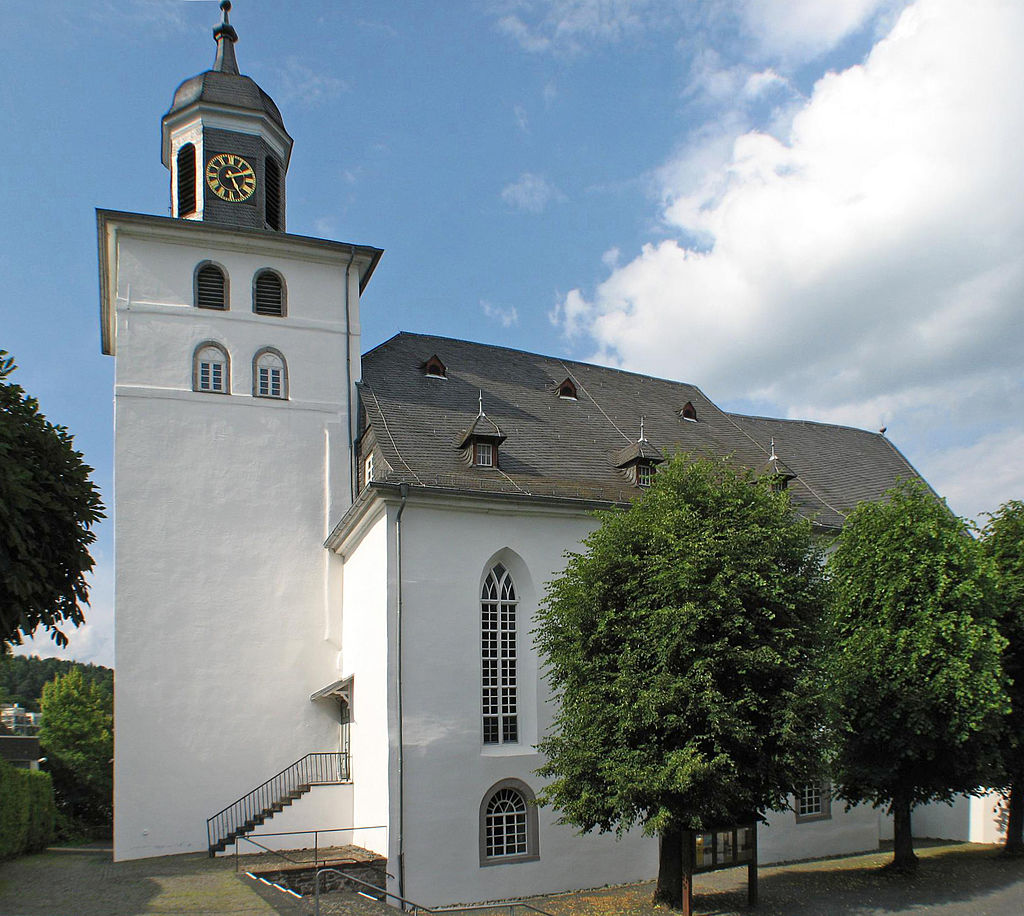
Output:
[99, 2, 382, 860]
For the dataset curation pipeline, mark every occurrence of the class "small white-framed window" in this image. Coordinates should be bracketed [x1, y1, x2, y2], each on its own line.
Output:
[636, 462, 655, 488]
[193, 342, 229, 394]
[474, 442, 493, 467]
[252, 348, 288, 400]
[795, 781, 832, 822]
[364, 451, 375, 487]
[479, 779, 539, 865]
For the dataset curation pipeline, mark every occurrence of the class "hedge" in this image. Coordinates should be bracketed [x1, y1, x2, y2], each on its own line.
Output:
[0, 759, 55, 858]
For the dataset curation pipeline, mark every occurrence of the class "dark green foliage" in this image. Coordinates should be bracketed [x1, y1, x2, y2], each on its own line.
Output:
[0, 760, 56, 858]
[0, 351, 104, 649]
[826, 480, 1007, 867]
[536, 456, 827, 903]
[0, 654, 113, 714]
[982, 500, 1024, 852]
[39, 669, 113, 830]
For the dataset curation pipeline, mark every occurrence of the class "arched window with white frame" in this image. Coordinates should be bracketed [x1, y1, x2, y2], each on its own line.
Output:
[193, 342, 229, 394]
[253, 348, 288, 400]
[482, 563, 518, 745]
[479, 779, 539, 865]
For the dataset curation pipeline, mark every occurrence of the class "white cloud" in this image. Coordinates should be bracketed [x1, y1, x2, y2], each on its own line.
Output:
[495, 0, 676, 55]
[923, 430, 1024, 523]
[514, 103, 530, 132]
[556, 0, 1024, 507]
[482, 300, 520, 327]
[272, 58, 349, 107]
[742, 0, 904, 61]
[501, 172, 564, 213]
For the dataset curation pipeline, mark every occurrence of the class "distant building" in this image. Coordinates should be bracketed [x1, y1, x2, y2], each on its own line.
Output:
[0, 704, 40, 736]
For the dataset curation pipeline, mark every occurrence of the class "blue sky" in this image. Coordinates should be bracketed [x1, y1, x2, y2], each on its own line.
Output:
[3, 0, 1022, 667]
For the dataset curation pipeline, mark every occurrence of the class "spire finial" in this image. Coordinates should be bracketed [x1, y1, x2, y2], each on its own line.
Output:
[478, 390, 485, 418]
[213, 0, 240, 75]
[769, 437, 777, 460]
[639, 416, 647, 443]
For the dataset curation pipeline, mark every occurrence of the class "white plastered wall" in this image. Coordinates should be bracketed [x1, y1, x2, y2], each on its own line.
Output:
[337, 509, 391, 857]
[384, 493, 883, 906]
[110, 222, 361, 860]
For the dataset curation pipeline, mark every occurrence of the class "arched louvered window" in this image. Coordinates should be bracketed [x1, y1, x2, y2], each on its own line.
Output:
[194, 261, 228, 310]
[193, 342, 229, 394]
[482, 564, 517, 745]
[253, 269, 286, 316]
[177, 143, 196, 217]
[265, 157, 282, 230]
[252, 348, 288, 400]
[479, 779, 539, 865]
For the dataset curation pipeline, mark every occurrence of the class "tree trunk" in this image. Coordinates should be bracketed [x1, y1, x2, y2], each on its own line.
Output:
[654, 826, 684, 910]
[891, 789, 918, 871]
[1005, 780, 1024, 855]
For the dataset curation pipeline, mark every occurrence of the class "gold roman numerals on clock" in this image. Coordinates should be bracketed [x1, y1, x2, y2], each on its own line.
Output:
[205, 153, 257, 202]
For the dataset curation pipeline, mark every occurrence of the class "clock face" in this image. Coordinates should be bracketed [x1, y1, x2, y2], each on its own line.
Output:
[205, 154, 257, 202]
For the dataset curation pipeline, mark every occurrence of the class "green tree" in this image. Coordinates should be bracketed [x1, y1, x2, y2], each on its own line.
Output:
[39, 669, 113, 830]
[0, 351, 104, 649]
[982, 500, 1024, 854]
[535, 456, 827, 910]
[825, 480, 1007, 871]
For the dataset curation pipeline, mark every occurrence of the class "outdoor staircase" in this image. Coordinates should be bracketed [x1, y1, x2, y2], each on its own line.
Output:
[206, 751, 350, 855]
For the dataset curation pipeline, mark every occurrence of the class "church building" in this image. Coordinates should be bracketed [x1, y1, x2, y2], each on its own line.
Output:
[98, 4, 1001, 909]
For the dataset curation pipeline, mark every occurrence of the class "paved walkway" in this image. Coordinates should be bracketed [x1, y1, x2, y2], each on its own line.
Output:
[2, 842, 1024, 915]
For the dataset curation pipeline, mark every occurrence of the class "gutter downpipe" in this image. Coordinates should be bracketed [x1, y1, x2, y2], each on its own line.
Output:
[395, 482, 409, 909]
[344, 250, 356, 505]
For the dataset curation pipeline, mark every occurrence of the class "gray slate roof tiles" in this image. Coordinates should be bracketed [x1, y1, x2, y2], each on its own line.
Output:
[359, 332, 924, 529]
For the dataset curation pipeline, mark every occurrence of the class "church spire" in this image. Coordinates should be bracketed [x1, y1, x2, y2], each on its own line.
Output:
[212, 1, 239, 76]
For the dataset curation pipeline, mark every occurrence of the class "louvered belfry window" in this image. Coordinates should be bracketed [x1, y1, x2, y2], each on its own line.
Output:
[195, 263, 227, 310]
[254, 270, 285, 316]
[177, 143, 196, 217]
[482, 563, 518, 744]
[265, 157, 282, 230]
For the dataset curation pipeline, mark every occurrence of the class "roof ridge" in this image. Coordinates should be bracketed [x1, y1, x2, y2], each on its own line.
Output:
[366, 330, 708, 392]
[725, 410, 889, 438]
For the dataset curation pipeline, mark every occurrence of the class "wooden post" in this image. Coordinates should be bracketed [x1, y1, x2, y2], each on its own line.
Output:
[747, 823, 758, 908]
[681, 827, 695, 916]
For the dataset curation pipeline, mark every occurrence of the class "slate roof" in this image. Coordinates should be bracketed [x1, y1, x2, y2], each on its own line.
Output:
[358, 332, 925, 530]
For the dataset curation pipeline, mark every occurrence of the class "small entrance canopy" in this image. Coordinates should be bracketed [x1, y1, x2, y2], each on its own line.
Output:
[310, 675, 352, 706]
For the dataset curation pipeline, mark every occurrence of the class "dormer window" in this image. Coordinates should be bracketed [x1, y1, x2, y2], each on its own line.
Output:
[474, 442, 494, 467]
[680, 401, 698, 422]
[424, 355, 447, 379]
[636, 462, 655, 488]
[614, 430, 665, 489]
[364, 451, 375, 487]
[455, 395, 506, 470]
[557, 378, 578, 400]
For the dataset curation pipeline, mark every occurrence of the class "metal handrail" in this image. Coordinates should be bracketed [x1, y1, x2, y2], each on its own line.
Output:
[314, 868, 555, 916]
[206, 752, 349, 854]
[234, 824, 388, 872]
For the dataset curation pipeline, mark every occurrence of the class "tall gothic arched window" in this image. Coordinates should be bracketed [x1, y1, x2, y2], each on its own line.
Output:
[482, 563, 517, 744]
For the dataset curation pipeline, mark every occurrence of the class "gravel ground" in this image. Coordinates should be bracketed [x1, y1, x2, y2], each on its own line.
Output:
[2, 841, 1024, 916]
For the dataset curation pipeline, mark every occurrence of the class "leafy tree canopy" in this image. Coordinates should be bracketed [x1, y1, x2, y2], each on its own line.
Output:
[0, 654, 113, 714]
[0, 351, 104, 649]
[535, 456, 828, 905]
[825, 480, 1007, 867]
[39, 668, 113, 828]
[982, 500, 1024, 852]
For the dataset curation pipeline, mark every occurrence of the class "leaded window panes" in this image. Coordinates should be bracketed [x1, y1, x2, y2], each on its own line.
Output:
[195, 344, 228, 393]
[484, 788, 528, 858]
[482, 563, 517, 744]
[254, 349, 287, 400]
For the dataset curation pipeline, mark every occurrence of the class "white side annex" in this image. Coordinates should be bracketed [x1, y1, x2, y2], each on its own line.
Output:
[99, 5, 1008, 910]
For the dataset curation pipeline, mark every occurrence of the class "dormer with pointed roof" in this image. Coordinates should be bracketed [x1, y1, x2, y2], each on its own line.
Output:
[162, 1, 293, 230]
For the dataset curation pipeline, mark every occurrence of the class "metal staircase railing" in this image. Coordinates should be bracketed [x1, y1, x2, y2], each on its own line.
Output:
[207, 752, 349, 855]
